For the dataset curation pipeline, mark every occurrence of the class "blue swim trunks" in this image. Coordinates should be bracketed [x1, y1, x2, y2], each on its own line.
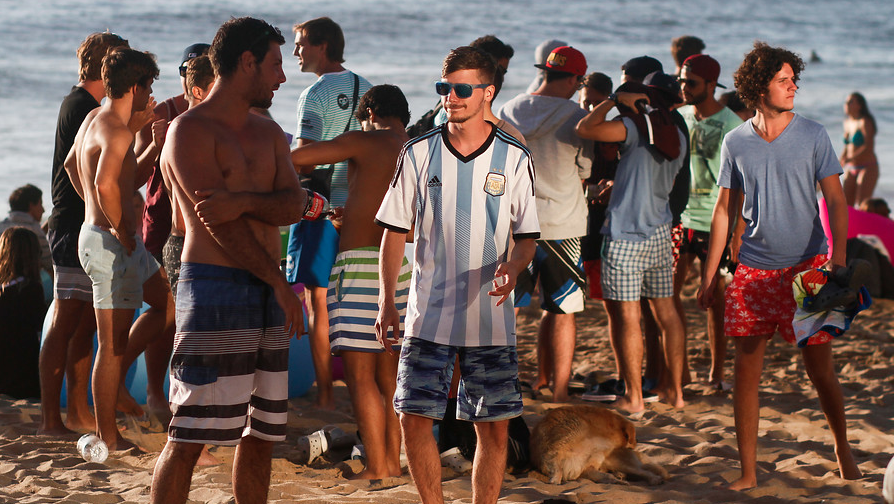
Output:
[394, 337, 523, 422]
[168, 262, 290, 445]
[285, 219, 339, 287]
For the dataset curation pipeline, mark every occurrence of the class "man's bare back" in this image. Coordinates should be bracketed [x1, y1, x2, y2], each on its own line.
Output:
[67, 107, 139, 250]
[292, 119, 408, 252]
[341, 129, 408, 251]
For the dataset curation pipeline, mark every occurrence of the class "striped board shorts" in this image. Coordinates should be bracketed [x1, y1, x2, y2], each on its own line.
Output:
[513, 237, 586, 313]
[601, 223, 674, 301]
[48, 226, 92, 301]
[327, 246, 411, 353]
[168, 262, 290, 445]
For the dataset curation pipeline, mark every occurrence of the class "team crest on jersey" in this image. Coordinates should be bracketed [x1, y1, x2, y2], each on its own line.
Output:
[337, 93, 350, 110]
[484, 172, 505, 196]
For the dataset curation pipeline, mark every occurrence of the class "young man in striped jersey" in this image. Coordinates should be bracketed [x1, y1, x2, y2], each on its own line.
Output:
[375, 46, 539, 504]
[287, 16, 373, 410]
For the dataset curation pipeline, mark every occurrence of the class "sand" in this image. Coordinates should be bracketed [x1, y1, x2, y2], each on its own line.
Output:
[2, 291, 893, 503]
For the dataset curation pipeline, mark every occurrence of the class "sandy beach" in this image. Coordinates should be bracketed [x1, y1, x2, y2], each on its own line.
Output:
[2, 287, 893, 503]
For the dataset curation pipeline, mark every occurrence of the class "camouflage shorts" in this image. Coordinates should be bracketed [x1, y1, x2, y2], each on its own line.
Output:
[394, 337, 522, 422]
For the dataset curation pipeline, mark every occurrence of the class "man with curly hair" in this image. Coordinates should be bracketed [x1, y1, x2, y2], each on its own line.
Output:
[697, 41, 860, 490]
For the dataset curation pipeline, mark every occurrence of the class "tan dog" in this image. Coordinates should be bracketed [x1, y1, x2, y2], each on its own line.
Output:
[530, 404, 667, 484]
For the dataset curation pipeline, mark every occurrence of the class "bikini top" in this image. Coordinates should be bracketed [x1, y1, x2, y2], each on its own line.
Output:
[844, 129, 865, 147]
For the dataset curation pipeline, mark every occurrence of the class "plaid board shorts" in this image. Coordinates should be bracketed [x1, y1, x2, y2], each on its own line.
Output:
[725, 255, 827, 344]
[601, 223, 674, 301]
[168, 263, 290, 445]
[394, 337, 522, 422]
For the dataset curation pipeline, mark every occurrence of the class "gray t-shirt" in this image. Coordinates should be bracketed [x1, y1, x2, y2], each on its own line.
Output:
[601, 117, 685, 241]
[718, 114, 842, 269]
[498, 94, 592, 240]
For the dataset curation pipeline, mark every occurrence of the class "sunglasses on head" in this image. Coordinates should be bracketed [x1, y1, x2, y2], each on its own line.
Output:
[435, 81, 490, 99]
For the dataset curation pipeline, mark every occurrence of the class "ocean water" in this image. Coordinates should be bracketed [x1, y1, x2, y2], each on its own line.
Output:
[1, 0, 892, 209]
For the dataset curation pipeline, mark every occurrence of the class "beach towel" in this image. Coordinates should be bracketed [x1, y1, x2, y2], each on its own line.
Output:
[791, 268, 872, 347]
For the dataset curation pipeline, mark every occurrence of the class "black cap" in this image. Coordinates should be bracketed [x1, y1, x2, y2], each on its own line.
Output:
[643, 71, 683, 104]
[621, 56, 663, 83]
[180, 43, 210, 67]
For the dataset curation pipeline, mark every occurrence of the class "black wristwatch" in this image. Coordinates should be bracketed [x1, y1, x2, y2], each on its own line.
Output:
[608, 92, 619, 106]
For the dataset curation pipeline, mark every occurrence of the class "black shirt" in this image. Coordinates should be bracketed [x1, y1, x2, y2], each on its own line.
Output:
[48, 86, 99, 231]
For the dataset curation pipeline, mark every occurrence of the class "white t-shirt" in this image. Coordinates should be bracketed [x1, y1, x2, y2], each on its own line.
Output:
[376, 124, 540, 347]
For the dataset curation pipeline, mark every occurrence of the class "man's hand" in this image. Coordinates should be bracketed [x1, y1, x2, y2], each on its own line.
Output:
[615, 91, 649, 111]
[697, 275, 717, 310]
[128, 97, 157, 134]
[488, 262, 519, 306]
[151, 118, 169, 148]
[111, 228, 136, 255]
[588, 179, 613, 205]
[273, 282, 305, 338]
[819, 258, 845, 275]
[194, 189, 244, 226]
[375, 302, 401, 355]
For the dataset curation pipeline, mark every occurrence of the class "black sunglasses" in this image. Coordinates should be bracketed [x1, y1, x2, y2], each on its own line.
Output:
[179, 65, 188, 78]
[435, 81, 490, 99]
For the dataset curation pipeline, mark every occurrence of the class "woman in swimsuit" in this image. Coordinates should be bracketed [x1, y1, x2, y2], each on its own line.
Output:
[841, 92, 879, 206]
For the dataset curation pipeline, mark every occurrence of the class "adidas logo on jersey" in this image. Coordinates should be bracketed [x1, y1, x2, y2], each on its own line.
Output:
[427, 176, 442, 187]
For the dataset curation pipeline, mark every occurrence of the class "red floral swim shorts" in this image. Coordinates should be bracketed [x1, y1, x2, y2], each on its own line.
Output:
[724, 255, 829, 344]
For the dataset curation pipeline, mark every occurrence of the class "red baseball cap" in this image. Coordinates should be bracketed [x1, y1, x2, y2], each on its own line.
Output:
[682, 54, 727, 88]
[535, 46, 587, 77]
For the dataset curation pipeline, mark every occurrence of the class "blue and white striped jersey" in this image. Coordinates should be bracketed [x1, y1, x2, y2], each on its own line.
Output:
[376, 124, 540, 347]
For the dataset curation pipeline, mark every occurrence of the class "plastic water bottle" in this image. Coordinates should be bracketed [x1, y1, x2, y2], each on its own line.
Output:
[77, 433, 108, 463]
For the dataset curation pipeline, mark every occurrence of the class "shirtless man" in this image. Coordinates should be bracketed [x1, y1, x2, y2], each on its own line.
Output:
[65, 47, 173, 451]
[291, 84, 412, 479]
[40, 31, 129, 436]
[150, 18, 319, 504]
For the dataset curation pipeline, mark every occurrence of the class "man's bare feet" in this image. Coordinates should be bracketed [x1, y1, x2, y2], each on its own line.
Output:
[551, 390, 570, 403]
[116, 385, 145, 417]
[314, 390, 335, 411]
[146, 393, 171, 417]
[64, 411, 97, 432]
[654, 387, 685, 409]
[196, 447, 220, 466]
[727, 475, 757, 491]
[836, 447, 862, 480]
[37, 423, 76, 436]
[107, 434, 143, 453]
[613, 396, 645, 415]
[348, 467, 401, 480]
